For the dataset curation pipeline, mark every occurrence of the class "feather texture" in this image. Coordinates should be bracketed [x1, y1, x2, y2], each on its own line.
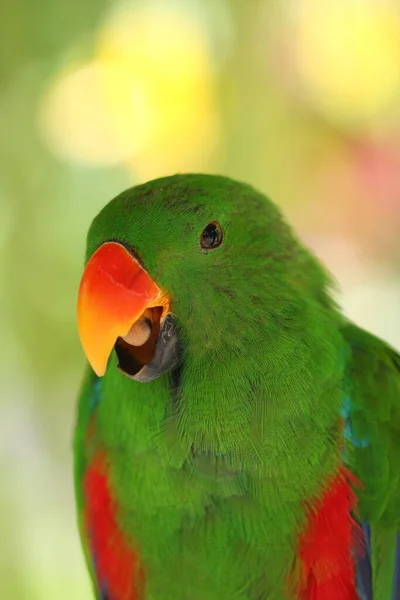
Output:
[73, 174, 400, 600]
[342, 323, 400, 599]
[84, 452, 143, 600]
[296, 467, 362, 600]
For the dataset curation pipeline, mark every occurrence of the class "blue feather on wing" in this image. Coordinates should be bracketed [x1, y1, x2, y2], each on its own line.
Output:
[342, 396, 400, 600]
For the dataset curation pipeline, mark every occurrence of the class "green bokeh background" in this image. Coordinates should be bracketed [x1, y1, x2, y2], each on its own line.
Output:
[1, 1, 400, 598]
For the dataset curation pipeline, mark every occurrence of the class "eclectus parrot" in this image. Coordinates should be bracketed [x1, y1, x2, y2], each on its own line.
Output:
[74, 174, 400, 600]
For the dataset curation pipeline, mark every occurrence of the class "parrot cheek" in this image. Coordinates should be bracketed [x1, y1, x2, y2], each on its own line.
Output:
[115, 314, 182, 382]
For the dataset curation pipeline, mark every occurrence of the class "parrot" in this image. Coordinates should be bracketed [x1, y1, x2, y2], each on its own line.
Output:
[74, 173, 400, 600]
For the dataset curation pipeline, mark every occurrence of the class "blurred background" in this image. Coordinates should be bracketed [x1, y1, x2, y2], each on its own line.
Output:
[1, 0, 400, 597]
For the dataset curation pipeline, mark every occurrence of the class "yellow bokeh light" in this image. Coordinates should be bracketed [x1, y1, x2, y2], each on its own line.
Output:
[39, 0, 219, 178]
[293, 0, 400, 125]
[40, 62, 136, 166]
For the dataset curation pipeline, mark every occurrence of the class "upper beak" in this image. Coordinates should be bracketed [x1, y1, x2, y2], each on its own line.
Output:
[77, 242, 164, 376]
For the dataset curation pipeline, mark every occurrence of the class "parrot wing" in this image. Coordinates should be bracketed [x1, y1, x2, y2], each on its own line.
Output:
[342, 322, 400, 600]
[74, 367, 102, 597]
[74, 368, 143, 600]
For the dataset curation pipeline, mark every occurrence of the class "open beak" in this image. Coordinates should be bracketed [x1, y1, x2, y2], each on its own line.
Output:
[77, 242, 178, 380]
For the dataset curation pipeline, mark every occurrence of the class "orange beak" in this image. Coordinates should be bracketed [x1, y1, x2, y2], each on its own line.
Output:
[77, 242, 162, 376]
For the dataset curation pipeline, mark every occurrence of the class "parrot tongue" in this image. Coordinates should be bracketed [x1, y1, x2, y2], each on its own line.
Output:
[122, 311, 153, 347]
[115, 312, 181, 382]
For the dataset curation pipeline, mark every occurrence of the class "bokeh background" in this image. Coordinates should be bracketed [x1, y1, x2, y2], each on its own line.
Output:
[1, 0, 400, 597]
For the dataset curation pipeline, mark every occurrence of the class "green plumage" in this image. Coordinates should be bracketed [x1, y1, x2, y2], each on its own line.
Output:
[74, 174, 400, 600]
[342, 323, 400, 598]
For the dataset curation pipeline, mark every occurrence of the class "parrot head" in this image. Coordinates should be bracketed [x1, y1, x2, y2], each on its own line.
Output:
[78, 173, 333, 385]
[77, 173, 344, 487]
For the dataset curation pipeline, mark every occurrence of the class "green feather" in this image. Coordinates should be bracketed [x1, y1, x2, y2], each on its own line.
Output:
[342, 322, 400, 599]
[74, 174, 399, 599]
[73, 368, 99, 596]
[343, 322, 400, 528]
[370, 525, 397, 599]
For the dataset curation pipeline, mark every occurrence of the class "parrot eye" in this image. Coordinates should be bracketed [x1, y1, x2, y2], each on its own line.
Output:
[200, 221, 223, 249]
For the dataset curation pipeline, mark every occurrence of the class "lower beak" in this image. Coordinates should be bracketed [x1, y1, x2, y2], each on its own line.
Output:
[77, 241, 170, 377]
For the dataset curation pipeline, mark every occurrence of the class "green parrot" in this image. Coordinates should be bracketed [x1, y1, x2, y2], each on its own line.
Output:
[74, 174, 400, 600]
